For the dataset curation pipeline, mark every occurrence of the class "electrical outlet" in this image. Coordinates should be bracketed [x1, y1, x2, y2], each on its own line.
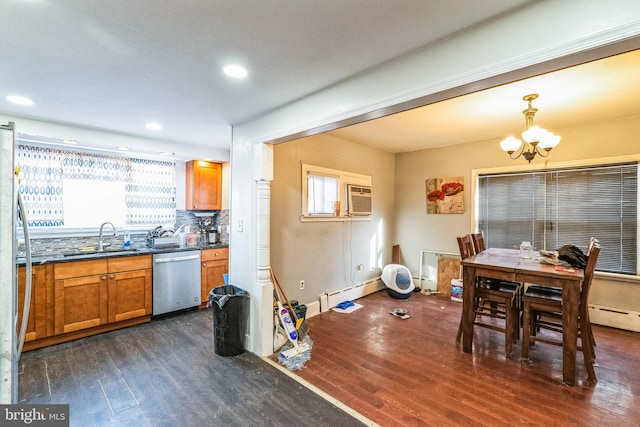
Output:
[299, 280, 305, 290]
[357, 264, 363, 272]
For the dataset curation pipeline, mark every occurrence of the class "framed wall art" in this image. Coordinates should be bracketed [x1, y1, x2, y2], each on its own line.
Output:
[426, 176, 464, 214]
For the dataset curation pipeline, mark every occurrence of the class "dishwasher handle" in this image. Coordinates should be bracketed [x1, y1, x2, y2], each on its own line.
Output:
[154, 254, 201, 263]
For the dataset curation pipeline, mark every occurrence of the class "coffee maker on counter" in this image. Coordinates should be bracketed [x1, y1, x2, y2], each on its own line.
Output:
[198, 217, 218, 245]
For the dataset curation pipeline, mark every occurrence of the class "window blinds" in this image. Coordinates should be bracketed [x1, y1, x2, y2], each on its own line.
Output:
[478, 163, 638, 274]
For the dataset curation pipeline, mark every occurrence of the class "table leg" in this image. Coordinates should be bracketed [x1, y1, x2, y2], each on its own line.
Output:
[462, 265, 476, 353]
[562, 281, 579, 385]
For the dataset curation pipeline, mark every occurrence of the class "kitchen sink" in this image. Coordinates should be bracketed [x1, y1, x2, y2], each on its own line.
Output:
[62, 248, 139, 257]
[103, 248, 139, 253]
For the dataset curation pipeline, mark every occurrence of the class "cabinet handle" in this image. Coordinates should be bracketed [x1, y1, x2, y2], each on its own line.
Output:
[109, 275, 115, 279]
[215, 252, 219, 256]
[101, 276, 107, 280]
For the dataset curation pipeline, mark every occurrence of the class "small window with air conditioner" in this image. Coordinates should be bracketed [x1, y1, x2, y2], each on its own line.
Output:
[301, 163, 371, 221]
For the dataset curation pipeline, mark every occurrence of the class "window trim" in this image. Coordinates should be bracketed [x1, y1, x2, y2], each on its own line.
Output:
[471, 154, 640, 278]
[301, 163, 371, 222]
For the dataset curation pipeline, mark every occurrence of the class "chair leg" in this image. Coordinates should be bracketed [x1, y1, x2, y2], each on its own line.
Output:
[456, 314, 463, 343]
[511, 300, 520, 343]
[581, 314, 597, 383]
[521, 302, 531, 361]
[585, 309, 597, 351]
[504, 299, 513, 358]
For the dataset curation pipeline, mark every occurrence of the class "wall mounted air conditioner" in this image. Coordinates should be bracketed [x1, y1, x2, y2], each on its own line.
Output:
[347, 185, 372, 216]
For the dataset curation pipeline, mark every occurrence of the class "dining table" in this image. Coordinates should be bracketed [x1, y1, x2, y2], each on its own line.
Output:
[460, 247, 585, 385]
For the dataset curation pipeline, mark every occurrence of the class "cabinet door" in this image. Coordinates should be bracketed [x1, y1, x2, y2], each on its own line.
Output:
[17, 265, 49, 341]
[201, 259, 229, 303]
[54, 275, 108, 335]
[107, 269, 152, 323]
[186, 160, 222, 210]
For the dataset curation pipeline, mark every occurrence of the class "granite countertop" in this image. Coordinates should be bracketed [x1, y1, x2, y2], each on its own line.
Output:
[16, 243, 229, 265]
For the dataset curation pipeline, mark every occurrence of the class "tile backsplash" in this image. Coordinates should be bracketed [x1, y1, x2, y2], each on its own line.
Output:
[24, 209, 229, 256]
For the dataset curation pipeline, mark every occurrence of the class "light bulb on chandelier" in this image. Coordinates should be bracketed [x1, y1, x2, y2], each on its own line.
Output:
[500, 94, 561, 163]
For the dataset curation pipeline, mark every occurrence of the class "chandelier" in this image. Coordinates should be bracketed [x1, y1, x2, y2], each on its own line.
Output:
[500, 94, 561, 162]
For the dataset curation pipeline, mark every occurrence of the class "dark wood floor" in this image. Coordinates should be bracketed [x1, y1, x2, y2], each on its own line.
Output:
[19, 291, 640, 427]
[18, 309, 366, 427]
[293, 290, 640, 426]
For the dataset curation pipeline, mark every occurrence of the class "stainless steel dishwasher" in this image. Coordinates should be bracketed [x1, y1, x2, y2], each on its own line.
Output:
[153, 250, 201, 315]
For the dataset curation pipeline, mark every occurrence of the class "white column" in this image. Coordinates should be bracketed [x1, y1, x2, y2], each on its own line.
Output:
[255, 179, 273, 356]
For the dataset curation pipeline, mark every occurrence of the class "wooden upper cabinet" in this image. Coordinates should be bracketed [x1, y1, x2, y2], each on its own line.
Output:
[186, 160, 222, 210]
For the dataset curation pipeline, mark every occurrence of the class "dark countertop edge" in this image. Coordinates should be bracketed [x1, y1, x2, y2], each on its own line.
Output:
[16, 244, 229, 266]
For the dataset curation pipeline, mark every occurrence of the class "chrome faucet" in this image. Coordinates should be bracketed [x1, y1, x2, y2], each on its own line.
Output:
[98, 222, 116, 251]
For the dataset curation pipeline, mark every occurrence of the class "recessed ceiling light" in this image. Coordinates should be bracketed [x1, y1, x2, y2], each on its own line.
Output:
[6, 95, 34, 106]
[223, 65, 248, 78]
[158, 151, 171, 156]
[145, 122, 162, 131]
[62, 139, 78, 145]
[117, 146, 130, 151]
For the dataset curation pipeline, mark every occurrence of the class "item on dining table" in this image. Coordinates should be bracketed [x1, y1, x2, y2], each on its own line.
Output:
[557, 245, 588, 269]
[519, 241, 532, 258]
[538, 249, 570, 267]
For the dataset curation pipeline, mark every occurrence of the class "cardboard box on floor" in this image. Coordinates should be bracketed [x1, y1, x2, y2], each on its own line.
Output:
[437, 257, 460, 299]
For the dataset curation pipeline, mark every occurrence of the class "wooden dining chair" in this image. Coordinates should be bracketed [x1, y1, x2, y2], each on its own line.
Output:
[527, 237, 599, 343]
[521, 242, 601, 382]
[471, 231, 486, 254]
[455, 234, 522, 358]
[471, 230, 523, 327]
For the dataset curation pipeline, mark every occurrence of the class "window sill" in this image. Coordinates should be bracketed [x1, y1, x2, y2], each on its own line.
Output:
[595, 271, 640, 284]
[301, 215, 372, 223]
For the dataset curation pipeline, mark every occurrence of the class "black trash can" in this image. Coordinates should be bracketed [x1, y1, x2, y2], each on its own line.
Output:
[208, 285, 249, 357]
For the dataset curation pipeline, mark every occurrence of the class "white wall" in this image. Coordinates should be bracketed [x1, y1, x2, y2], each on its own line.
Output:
[396, 117, 640, 273]
[394, 117, 640, 322]
[230, 0, 640, 356]
[271, 133, 395, 306]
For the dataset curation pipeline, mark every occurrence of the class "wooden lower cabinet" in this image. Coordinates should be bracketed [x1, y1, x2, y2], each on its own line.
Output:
[51, 255, 152, 337]
[201, 248, 229, 306]
[107, 256, 152, 323]
[54, 259, 108, 334]
[18, 264, 52, 342]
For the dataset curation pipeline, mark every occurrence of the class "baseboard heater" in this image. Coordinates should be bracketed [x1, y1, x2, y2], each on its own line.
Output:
[320, 278, 384, 312]
[588, 304, 640, 333]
